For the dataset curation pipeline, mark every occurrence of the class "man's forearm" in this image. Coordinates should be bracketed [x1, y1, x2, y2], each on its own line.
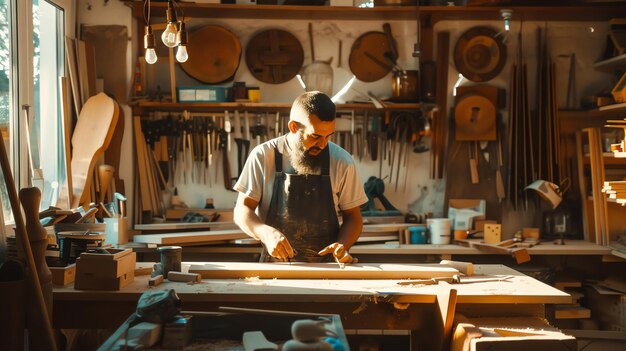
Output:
[233, 205, 271, 241]
[337, 211, 363, 250]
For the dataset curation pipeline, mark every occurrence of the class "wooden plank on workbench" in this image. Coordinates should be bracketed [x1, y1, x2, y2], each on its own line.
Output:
[188, 262, 459, 279]
[132, 229, 249, 245]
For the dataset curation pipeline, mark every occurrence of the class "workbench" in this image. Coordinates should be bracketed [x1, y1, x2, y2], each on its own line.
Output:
[126, 239, 615, 263]
[53, 264, 570, 350]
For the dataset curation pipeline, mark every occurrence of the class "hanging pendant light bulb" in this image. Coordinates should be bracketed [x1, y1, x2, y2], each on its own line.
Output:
[500, 9, 512, 32]
[144, 25, 157, 64]
[161, 0, 179, 48]
[176, 21, 188, 63]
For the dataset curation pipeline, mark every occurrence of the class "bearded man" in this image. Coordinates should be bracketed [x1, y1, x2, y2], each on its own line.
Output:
[233, 91, 367, 263]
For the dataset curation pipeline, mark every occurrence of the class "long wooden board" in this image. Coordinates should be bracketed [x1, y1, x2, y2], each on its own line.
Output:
[132, 229, 248, 245]
[188, 262, 459, 279]
[71, 92, 119, 208]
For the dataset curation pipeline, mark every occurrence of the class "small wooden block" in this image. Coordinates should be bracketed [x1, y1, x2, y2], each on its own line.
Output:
[50, 264, 76, 286]
[554, 305, 591, 319]
[149, 274, 164, 287]
[554, 279, 582, 291]
[483, 224, 502, 244]
[511, 248, 531, 264]
[440, 260, 474, 276]
[167, 271, 201, 283]
[522, 227, 540, 240]
[135, 262, 154, 276]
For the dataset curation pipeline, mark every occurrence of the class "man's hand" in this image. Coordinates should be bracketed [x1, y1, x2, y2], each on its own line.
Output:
[318, 243, 358, 264]
[261, 229, 295, 260]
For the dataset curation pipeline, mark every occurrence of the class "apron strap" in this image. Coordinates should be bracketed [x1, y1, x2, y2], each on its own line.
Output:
[321, 146, 330, 176]
[274, 146, 282, 173]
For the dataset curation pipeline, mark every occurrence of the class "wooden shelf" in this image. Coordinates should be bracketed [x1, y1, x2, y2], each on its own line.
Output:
[123, 2, 626, 22]
[134, 100, 422, 113]
[559, 105, 626, 132]
[584, 153, 626, 166]
[593, 54, 626, 73]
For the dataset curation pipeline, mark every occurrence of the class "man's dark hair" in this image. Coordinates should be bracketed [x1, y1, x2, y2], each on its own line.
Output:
[292, 91, 336, 121]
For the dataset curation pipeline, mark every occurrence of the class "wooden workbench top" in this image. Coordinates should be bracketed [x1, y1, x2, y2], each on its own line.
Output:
[53, 264, 570, 305]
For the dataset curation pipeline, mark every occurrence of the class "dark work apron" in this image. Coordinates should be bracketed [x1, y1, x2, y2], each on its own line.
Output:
[260, 145, 340, 262]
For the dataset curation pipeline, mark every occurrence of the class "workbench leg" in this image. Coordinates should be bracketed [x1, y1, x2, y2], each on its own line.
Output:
[409, 286, 457, 351]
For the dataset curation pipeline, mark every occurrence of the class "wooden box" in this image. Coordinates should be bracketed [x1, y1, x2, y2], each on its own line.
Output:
[452, 317, 576, 351]
[50, 264, 76, 286]
[75, 249, 136, 290]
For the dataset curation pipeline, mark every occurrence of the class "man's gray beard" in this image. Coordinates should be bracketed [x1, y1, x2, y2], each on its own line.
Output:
[289, 134, 323, 175]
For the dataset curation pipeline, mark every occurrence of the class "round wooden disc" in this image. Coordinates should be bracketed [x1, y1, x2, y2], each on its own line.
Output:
[454, 94, 496, 140]
[245, 29, 304, 84]
[348, 31, 392, 83]
[453, 27, 506, 82]
[181, 25, 241, 84]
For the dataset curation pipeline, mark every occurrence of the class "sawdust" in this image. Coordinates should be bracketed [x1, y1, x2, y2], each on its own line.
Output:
[173, 339, 244, 350]
[243, 276, 261, 282]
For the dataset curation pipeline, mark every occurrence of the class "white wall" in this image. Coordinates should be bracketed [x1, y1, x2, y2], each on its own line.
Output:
[77, 2, 614, 226]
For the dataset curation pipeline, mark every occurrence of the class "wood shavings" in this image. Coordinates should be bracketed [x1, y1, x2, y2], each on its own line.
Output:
[352, 302, 368, 314]
[244, 276, 261, 282]
[393, 302, 410, 310]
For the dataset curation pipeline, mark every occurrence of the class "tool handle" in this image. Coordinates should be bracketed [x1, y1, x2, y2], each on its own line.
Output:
[243, 111, 251, 140]
[382, 23, 398, 61]
[0, 138, 57, 350]
[233, 110, 242, 138]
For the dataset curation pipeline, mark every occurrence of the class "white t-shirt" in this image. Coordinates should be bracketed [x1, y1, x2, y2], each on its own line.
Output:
[233, 135, 368, 222]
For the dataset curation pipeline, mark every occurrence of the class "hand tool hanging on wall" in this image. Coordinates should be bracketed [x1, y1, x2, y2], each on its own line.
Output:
[200, 117, 209, 185]
[251, 113, 267, 147]
[219, 124, 233, 191]
[369, 112, 379, 162]
[233, 110, 245, 177]
[224, 110, 232, 153]
[165, 114, 176, 182]
[181, 111, 189, 184]
[207, 116, 215, 185]
[195, 117, 206, 183]
[243, 111, 251, 162]
[213, 115, 221, 183]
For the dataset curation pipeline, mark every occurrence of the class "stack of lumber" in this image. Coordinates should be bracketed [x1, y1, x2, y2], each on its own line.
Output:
[602, 180, 626, 205]
[552, 275, 591, 327]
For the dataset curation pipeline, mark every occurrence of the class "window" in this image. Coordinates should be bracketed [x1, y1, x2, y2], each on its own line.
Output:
[0, 0, 73, 228]
[0, 0, 15, 225]
[33, 0, 67, 208]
